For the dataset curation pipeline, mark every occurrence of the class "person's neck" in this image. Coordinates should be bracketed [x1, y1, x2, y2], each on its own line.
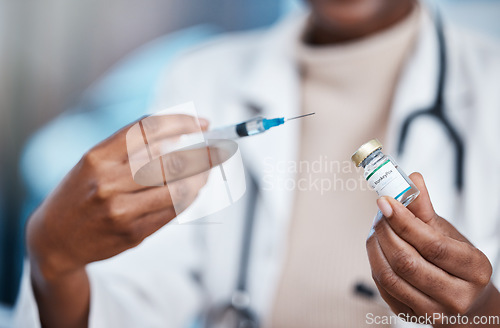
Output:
[304, 1, 415, 46]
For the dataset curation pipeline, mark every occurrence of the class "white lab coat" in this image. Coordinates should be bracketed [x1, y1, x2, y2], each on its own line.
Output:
[13, 7, 500, 328]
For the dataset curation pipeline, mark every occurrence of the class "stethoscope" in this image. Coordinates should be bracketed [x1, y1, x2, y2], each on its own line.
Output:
[202, 174, 260, 328]
[397, 10, 464, 191]
[202, 10, 465, 328]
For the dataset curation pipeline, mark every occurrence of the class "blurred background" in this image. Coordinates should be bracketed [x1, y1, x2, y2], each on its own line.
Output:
[1, 0, 500, 325]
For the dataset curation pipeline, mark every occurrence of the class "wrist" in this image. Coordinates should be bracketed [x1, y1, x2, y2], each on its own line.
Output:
[29, 253, 86, 284]
[431, 284, 500, 328]
[29, 259, 90, 328]
[467, 283, 500, 318]
[27, 213, 84, 282]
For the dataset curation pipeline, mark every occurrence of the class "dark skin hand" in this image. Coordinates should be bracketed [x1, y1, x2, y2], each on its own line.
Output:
[27, 114, 209, 328]
[367, 173, 500, 327]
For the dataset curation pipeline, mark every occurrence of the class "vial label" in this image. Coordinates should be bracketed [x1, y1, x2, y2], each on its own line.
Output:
[366, 160, 411, 201]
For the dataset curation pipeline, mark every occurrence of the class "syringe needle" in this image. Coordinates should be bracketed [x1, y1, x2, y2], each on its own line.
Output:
[285, 112, 316, 122]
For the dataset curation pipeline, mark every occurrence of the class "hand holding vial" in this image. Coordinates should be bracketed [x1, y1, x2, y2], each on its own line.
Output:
[366, 173, 500, 326]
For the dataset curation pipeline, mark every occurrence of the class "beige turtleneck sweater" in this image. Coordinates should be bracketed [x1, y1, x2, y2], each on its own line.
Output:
[268, 6, 420, 328]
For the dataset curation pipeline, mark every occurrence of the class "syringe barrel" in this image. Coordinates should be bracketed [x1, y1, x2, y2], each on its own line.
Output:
[238, 118, 265, 136]
[203, 117, 265, 140]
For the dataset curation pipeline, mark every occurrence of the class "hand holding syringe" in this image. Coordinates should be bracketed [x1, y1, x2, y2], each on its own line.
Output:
[134, 112, 316, 186]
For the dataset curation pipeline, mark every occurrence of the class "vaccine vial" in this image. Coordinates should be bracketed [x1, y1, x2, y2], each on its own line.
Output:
[351, 139, 419, 206]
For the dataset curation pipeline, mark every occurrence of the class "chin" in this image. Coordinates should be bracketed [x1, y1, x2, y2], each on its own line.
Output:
[307, 0, 396, 31]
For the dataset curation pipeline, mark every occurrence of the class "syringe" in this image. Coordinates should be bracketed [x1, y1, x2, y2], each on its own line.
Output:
[203, 112, 315, 140]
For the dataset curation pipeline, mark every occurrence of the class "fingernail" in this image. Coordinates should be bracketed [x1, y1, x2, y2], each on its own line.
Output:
[377, 197, 393, 218]
[198, 118, 209, 129]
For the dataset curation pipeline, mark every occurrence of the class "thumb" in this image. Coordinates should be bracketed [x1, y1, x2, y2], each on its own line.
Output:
[406, 172, 468, 242]
[406, 172, 438, 225]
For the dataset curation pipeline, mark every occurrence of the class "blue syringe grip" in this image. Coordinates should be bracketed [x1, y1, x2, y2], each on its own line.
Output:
[262, 118, 285, 130]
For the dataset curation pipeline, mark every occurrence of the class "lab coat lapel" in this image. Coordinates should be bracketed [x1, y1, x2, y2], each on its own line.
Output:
[227, 15, 307, 315]
[236, 13, 306, 224]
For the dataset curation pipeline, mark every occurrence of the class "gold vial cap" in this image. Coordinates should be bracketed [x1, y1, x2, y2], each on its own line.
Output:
[351, 139, 383, 167]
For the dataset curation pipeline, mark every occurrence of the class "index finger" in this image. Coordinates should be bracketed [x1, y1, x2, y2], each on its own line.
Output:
[126, 114, 209, 158]
[95, 114, 209, 159]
